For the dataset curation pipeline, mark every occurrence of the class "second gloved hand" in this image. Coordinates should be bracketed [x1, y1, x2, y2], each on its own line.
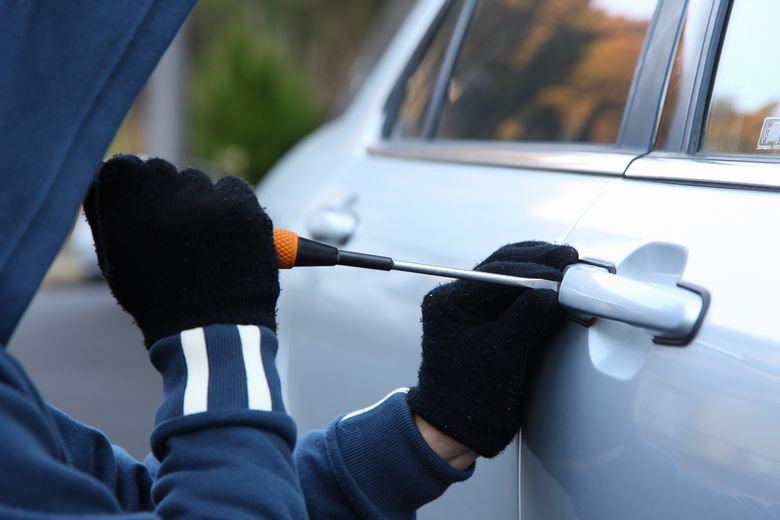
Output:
[84, 155, 279, 347]
[407, 242, 579, 458]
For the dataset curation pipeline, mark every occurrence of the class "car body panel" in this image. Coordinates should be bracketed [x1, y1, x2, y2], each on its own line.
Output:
[264, 138, 616, 518]
[523, 178, 780, 518]
[258, 0, 780, 518]
[256, 1, 646, 518]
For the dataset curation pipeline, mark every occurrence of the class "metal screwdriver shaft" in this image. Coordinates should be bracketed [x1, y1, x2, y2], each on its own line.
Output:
[391, 259, 560, 291]
[273, 229, 561, 292]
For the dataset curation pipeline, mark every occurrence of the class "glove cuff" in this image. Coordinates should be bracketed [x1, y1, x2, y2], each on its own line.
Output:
[137, 304, 276, 348]
[406, 386, 518, 458]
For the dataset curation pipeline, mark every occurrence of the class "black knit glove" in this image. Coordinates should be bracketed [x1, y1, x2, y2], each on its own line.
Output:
[83, 155, 279, 347]
[407, 242, 579, 458]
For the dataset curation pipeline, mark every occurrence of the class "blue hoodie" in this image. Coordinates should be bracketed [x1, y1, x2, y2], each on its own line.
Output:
[0, 2, 471, 517]
[0, 324, 470, 518]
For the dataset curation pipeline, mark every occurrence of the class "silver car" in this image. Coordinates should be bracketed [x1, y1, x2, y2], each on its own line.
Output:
[258, 0, 780, 518]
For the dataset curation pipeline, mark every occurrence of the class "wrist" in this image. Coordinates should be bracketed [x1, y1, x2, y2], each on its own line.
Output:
[138, 305, 277, 348]
[415, 414, 478, 471]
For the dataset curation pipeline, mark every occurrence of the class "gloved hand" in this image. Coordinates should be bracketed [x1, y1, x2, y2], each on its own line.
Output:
[407, 241, 579, 458]
[84, 155, 279, 347]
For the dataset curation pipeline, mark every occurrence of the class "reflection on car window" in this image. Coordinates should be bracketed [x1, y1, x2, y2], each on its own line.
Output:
[702, 0, 780, 156]
[392, 0, 463, 139]
[436, 0, 657, 143]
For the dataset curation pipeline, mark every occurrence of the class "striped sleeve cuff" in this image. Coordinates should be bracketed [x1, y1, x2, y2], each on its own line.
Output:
[149, 324, 286, 424]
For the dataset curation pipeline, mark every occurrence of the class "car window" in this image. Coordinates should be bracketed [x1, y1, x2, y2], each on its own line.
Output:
[391, 0, 463, 139]
[435, 0, 658, 143]
[701, 0, 780, 156]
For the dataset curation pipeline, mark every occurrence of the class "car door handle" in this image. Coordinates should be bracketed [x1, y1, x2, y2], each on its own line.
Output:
[559, 264, 709, 345]
[305, 208, 358, 246]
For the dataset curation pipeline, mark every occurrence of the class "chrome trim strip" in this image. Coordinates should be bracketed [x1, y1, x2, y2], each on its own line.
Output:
[368, 141, 634, 175]
[626, 155, 780, 189]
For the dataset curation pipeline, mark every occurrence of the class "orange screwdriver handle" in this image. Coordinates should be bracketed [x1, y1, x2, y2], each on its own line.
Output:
[273, 229, 299, 269]
[273, 228, 341, 268]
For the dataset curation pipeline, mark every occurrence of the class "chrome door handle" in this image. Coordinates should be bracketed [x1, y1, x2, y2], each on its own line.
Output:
[559, 264, 709, 345]
[305, 208, 358, 246]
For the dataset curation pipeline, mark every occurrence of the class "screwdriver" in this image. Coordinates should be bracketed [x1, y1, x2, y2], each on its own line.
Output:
[272, 229, 560, 291]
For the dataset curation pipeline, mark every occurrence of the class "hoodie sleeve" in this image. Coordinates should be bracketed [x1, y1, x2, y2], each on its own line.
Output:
[0, 325, 308, 519]
[295, 389, 474, 519]
[146, 324, 307, 519]
[49, 406, 156, 512]
[0, 348, 151, 517]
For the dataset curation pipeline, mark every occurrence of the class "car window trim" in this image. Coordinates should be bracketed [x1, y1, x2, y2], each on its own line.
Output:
[651, 0, 720, 151]
[368, 140, 636, 176]
[626, 153, 780, 190]
[683, 0, 732, 153]
[381, 0, 459, 139]
[619, 0, 690, 149]
[420, 0, 477, 138]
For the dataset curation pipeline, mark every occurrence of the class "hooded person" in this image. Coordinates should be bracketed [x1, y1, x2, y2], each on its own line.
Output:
[0, 2, 578, 518]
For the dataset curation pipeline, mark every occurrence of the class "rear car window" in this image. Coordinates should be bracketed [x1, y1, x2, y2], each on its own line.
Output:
[701, 0, 780, 156]
[436, 0, 658, 143]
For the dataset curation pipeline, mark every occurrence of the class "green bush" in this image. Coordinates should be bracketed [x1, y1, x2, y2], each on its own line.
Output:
[189, 22, 323, 186]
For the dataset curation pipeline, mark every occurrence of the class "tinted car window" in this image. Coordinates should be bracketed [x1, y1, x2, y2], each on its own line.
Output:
[436, 0, 658, 143]
[702, 0, 780, 156]
[391, 0, 463, 139]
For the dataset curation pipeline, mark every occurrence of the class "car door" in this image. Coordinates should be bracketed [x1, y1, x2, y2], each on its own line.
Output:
[258, 0, 665, 518]
[522, 0, 780, 517]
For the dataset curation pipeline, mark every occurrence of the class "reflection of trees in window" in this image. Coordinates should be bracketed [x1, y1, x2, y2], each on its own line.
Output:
[703, 98, 780, 155]
[438, 0, 653, 144]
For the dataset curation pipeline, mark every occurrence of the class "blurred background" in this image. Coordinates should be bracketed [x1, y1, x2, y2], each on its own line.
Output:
[9, 0, 414, 459]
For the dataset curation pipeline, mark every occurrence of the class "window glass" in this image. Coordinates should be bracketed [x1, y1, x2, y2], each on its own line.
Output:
[436, 0, 658, 143]
[702, 0, 780, 155]
[392, 1, 462, 139]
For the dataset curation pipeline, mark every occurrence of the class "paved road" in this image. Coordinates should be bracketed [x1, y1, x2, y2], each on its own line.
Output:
[8, 282, 159, 459]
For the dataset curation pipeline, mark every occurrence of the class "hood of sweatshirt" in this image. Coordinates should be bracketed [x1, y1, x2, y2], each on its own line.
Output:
[0, 1, 196, 345]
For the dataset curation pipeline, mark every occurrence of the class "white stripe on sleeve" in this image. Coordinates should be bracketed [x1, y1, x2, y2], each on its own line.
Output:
[238, 325, 273, 411]
[180, 327, 210, 415]
[340, 387, 410, 422]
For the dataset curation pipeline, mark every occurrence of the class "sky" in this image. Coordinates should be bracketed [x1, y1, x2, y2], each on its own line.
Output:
[592, 0, 657, 21]
[708, 0, 780, 113]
